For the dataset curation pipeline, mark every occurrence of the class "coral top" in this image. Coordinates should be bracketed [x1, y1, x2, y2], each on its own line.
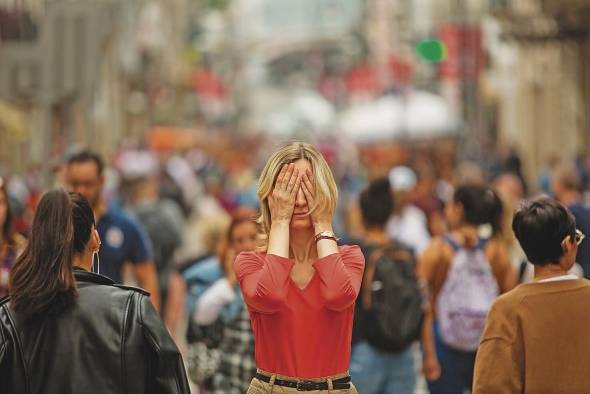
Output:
[234, 245, 365, 379]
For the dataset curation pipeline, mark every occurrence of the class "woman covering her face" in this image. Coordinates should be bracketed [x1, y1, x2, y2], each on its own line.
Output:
[234, 141, 365, 393]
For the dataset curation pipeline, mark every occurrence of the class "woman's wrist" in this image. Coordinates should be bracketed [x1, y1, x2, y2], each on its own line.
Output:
[313, 221, 333, 233]
[271, 220, 291, 229]
[268, 220, 291, 258]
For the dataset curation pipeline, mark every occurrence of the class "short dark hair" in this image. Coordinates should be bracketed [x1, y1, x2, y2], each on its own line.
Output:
[66, 150, 104, 176]
[512, 197, 576, 266]
[360, 177, 394, 228]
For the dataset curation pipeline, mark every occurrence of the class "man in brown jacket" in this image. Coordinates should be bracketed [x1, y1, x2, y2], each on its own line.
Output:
[473, 197, 590, 393]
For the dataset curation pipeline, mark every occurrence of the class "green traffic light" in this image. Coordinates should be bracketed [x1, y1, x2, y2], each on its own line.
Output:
[416, 39, 447, 63]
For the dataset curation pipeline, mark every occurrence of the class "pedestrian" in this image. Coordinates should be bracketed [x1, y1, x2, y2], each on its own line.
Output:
[235, 141, 365, 393]
[124, 174, 185, 315]
[64, 150, 160, 309]
[552, 164, 590, 277]
[350, 178, 424, 394]
[194, 208, 259, 393]
[386, 166, 431, 256]
[473, 197, 590, 393]
[0, 190, 189, 394]
[167, 214, 229, 391]
[418, 184, 517, 394]
[0, 177, 26, 298]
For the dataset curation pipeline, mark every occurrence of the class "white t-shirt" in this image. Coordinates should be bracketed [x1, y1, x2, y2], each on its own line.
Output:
[386, 204, 431, 256]
[194, 278, 236, 325]
[538, 274, 579, 283]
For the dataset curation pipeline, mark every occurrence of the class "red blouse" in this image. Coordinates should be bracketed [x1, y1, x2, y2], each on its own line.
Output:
[234, 245, 365, 379]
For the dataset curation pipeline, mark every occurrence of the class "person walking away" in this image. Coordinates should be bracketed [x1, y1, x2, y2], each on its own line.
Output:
[386, 166, 431, 257]
[235, 142, 365, 393]
[419, 185, 517, 393]
[64, 150, 160, 310]
[124, 174, 184, 315]
[552, 164, 590, 278]
[474, 198, 590, 393]
[0, 178, 25, 298]
[0, 190, 189, 394]
[193, 208, 258, 393]
[350, 178, 424, 394]
[166, 215, 228, 391]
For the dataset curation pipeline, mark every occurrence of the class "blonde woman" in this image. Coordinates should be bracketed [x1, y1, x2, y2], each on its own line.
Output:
[235, 142, 365, 393]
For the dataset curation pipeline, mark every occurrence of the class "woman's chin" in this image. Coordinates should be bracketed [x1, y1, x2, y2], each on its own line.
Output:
[289, 217, 313, 230]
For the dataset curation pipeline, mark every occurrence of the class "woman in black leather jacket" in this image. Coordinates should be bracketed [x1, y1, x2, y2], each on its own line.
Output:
[0, 189, 190, 394]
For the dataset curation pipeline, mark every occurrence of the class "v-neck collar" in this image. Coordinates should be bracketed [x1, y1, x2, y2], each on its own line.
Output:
[290, 271, 317, 291]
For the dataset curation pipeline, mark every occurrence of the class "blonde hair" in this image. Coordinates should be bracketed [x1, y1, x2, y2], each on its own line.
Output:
[257, 142, 338, 251]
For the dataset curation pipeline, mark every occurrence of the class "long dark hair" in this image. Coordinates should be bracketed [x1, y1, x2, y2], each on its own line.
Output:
[9, 190, 95, 320]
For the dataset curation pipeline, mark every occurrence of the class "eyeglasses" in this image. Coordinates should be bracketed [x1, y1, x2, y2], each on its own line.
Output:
[575, 229, 586, 246]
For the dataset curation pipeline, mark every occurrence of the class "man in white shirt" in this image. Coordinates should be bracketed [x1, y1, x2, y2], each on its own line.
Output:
[386, 166, 431, 256]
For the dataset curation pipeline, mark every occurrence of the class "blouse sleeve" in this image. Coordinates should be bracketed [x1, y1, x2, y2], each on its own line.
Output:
[234, 251, 294, 314]
[312, 245, 365, 311]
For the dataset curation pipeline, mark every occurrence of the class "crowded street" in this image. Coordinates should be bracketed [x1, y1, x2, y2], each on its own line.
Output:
[2, 1, 590, 393]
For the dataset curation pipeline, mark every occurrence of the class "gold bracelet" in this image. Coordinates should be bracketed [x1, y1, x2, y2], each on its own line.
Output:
[314, 230, 339, 244]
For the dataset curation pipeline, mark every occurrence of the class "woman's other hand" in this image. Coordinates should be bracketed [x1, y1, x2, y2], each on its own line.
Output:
[301, 170, 332, 230]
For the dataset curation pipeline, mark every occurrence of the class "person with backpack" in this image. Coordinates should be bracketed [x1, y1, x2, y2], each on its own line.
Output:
[350, 178, 424, 394]
[418, 185, 517, 394]
[124, 174, 185, 316]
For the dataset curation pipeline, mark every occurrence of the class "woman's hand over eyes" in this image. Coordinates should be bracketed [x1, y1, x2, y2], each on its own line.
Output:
[268, 163, 300, 224]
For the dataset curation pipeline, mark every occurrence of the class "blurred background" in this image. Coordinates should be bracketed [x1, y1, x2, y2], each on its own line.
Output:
[3, 1, 590, 393]
[1, 0, 589, 190]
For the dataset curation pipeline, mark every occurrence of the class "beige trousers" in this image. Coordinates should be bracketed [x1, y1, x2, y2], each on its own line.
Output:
[247, 369, 358, 394]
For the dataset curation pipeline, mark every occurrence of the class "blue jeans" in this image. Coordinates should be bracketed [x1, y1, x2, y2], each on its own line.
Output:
[350, 341, 416, 394]
[427, 323, 476, 394]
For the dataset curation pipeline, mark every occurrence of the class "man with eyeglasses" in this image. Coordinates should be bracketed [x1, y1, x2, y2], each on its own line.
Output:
[473, 197, 590, 393]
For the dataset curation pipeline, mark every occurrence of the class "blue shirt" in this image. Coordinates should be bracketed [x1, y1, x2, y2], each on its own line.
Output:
[96, 207, 153, 283]
[569, 202, 590, 278]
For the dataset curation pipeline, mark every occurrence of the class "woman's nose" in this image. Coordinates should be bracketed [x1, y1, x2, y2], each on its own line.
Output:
[295, 187, 307, 207]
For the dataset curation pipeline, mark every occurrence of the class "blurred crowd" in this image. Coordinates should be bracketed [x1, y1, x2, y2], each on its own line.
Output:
[1, 135, 590, 393]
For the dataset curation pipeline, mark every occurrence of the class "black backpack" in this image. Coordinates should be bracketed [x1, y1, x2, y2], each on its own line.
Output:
[359, 243, 424, 353]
